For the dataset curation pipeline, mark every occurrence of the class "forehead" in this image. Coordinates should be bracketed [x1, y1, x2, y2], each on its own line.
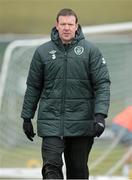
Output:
[57, 15, 76, 23]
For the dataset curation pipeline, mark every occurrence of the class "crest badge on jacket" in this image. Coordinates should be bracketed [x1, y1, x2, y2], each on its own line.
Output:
[74, 46, 84, 55]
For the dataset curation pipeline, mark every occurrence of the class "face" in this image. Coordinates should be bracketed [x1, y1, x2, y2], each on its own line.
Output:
[56, 15, 78, 44]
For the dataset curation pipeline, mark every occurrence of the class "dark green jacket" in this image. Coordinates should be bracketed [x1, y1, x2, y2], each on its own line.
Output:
[21, 25, 110, 137]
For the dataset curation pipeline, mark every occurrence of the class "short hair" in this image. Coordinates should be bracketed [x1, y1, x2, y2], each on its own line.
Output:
[56, 8, 78, 23]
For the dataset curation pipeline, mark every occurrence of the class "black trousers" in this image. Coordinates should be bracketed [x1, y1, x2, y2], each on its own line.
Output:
[41, 136, 94, 179]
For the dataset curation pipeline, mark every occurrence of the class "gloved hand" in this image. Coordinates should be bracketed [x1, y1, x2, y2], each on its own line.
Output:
[94, 114, 106, 137]
[23, 119, 36, 141]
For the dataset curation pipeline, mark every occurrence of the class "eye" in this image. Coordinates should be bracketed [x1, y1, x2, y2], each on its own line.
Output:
[60, 23, 66, 26]
[68, 23, 74, 26]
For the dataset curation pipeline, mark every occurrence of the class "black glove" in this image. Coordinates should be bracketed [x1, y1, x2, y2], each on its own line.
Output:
[94, 114, 106, 137]
[23, 119, 36, 141]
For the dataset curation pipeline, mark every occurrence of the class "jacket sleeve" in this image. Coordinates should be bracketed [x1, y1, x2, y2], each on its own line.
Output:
[21, 49, 44, 119]
[89, 45, 111, 117]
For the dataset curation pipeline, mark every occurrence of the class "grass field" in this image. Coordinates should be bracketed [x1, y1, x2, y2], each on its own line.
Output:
[0, 139, 126, 176]
[0, 0, 132, 34]
[90, 140, 126, 175]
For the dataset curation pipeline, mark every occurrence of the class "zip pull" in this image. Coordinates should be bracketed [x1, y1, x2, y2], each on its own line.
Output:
[64, 52, 67, 61]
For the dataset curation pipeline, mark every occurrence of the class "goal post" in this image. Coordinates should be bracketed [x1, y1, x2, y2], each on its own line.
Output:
[0, 38, 49, 111]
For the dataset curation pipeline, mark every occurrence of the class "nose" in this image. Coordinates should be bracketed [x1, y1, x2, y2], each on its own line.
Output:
[64, 24, 70, 30]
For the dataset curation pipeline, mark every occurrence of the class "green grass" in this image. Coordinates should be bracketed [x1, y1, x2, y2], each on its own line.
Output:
[0, 0, 132, 34]
[0, 146, 42, 168]
[0, 141, 126, 176]
[89, 142, 125, 175]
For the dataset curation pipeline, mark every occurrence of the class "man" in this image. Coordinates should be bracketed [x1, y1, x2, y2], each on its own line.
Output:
[21, 8, 110, 179]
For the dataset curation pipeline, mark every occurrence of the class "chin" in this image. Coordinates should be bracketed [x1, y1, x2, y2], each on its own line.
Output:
[63, 37, 72, 42]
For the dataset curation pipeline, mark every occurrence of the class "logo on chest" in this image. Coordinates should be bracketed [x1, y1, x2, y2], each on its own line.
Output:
[74, 46, 84, 55]
[49, 50, 56, 59]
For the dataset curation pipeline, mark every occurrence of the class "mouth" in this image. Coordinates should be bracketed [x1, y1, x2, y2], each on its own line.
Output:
[63, 33, 70, 36]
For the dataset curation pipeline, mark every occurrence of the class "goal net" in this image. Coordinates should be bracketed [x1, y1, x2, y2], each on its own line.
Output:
[0, 22, 132, 179]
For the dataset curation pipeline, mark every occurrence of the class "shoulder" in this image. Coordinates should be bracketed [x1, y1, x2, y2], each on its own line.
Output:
[36, 41, 53, 53]
[30, 41, 52, 61]
[79, 39, 102, 57]
[84, 39, 100, 52]
[84, 40, 101, 56]
[33, 40, 55, 59]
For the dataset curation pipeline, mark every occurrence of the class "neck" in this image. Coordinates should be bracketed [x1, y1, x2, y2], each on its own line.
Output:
[61, 40, 72, 44]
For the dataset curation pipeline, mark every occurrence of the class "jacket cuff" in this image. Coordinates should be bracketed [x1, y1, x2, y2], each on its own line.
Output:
[95, 113, 106, 119]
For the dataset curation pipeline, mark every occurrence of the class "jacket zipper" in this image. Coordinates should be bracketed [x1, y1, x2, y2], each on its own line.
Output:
[60, 51, 67, 138]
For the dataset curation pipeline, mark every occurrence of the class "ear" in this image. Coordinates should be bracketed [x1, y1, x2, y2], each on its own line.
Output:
[75, 23, 78, 31]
